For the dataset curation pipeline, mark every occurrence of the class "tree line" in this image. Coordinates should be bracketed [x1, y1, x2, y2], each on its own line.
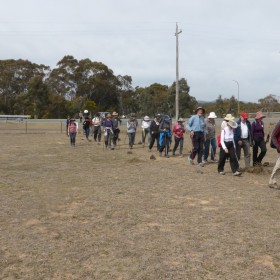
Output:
[0, 55, 278, 118]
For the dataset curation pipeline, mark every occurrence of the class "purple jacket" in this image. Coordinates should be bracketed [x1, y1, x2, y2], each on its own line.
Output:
[251, 120, 264, 141]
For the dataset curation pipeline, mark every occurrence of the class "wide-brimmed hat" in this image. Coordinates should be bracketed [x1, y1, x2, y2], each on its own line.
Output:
[224, 114, 235, 121]
[112, 112, 118, 116]
[195, 106, 205, 114]
[178, 118, 184, 122]
[143, 116, 150, 121]
[227, 120, 238, 128]
[208, 112, 217, 119]
[255, 111, 266, 120]
[240, 112, 249, 119]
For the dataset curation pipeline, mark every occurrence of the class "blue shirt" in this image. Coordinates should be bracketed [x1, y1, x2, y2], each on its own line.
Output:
[186, 115, 206, 134]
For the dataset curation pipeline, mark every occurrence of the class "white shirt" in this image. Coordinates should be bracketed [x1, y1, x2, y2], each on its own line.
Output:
[240, 122, 248, 139]
[221, 126, 234, 150]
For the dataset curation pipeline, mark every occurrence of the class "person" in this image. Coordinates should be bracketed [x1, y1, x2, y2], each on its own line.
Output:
[79, 111, 83, 123]
[234, 112, 252, 170]
[92, 113, 102, 142]
[221, 114, 235, 129]
[268, 120, 280, 189]
[217, 120, 241, 176]
[186, 107, 206, 166]
[112, 112, 120, 148]
[251, 111, 267, 166]
[103, 113, 114, 150]
[141, 116, 151, 147]
[68, 118, 78, 146]
[127, 113, 138, 149]
[66, 116, 70, 136]
[172, 118, 185, 157]
[83, 115, 91, 141]
[149, 114, 161, 152]
[203, 112, 218, 163]
[158, 115, 172, 158]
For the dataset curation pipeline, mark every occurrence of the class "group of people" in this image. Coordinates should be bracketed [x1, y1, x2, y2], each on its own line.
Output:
[186, 106, 270, 177]
[66, 108, 280, 189]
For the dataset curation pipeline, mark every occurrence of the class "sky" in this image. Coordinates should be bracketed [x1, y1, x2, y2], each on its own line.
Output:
[1, 0, 280, 102]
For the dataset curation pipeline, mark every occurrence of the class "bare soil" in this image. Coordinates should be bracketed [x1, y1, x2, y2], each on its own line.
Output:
[1, 122, 280, 279]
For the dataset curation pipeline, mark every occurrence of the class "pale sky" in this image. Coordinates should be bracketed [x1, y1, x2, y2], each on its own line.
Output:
[1, 0, 280, 102]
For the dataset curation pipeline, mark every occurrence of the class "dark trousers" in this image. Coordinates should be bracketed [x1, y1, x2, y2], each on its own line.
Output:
[93, 126, 101, 141]
[218, 142, 239, 173]
[149, 132, 160, 150]
[173, 136, 184, 155]
[204, 138, 217, 161]
[190, 132, 204, 164]
[113, 128, 120, 146]
[128, 132, 136, 147]
[69, 132, 76, 145]
[253, 139, 267, 164]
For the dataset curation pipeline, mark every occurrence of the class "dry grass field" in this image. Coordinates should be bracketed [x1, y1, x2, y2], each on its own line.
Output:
[1, 120, 280, 279]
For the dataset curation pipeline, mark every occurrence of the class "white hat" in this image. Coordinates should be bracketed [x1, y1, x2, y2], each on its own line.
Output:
[143, 116, 150, 121]
[208, 112, 217, 119]
[227, 120, 238, 128]
[224, 114, 235, 121]
[84, 109, 88, 114]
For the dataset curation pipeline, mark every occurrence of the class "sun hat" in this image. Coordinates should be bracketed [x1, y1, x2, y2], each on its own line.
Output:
[143, 116, 150, 121]
[112, 112, 118, 116]
[227, 120, 238, 128]
[224, 114, 235, 121]
[195, 106, 205, 114]
[208, 112, 217, 119]
[240, 112, 249, 119]
[83, 109, 88, 114]
[255, 111, 266, 120]
[178, 118, 184, 122]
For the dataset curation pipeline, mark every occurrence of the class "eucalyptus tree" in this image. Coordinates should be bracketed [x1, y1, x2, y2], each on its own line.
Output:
[168, 78, 196, 117]
[0, 59, 49, 113]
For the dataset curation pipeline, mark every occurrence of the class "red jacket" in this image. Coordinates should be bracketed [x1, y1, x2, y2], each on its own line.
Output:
[271, 121, 280, 153]
[173, 123, 185, 138]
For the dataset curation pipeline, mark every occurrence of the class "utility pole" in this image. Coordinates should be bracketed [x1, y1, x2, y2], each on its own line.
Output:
[233, 80, 240, 114]
[175, 23, 182, 121]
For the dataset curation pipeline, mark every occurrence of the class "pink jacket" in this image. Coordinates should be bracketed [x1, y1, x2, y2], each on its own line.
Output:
[173, 123, 185, 138]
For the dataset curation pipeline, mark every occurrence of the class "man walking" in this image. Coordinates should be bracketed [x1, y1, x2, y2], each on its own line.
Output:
[186, 107, 206, 166]
[234, 112, 252, 170]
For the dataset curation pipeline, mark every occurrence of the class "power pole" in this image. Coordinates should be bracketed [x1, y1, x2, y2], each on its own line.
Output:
[175, 23, 182, 121]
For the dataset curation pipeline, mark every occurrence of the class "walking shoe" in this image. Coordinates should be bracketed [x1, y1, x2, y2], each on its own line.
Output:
[159, 152, 162, 157]
[233, 171, 242, 176]
[189, 157, 194, 165]
[219, 171, 225, 175]
[268, 183, 280, 189]
[172, 152, 175, 156]
[165, 154, 169, 158]
[202, 160, 208, 164]
[179, 154, 183, 158]
[199, 162, 204, 167]
[210, 159, 218, 163]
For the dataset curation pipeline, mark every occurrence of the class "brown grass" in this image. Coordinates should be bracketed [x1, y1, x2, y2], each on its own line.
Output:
[1, 121, 280, 279]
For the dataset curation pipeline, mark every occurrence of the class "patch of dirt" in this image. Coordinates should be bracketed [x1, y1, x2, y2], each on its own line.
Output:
[1, 124, 280, 279]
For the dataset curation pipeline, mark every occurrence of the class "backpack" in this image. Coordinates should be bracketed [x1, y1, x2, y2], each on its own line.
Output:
[69, 123, 77, 133]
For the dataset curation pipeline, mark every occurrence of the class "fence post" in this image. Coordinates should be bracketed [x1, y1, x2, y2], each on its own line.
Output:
[25, 120, 27, 134]
[61, 121, 63, 133]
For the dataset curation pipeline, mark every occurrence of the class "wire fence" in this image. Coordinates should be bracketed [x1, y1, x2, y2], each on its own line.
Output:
[0, 117, 279, 134]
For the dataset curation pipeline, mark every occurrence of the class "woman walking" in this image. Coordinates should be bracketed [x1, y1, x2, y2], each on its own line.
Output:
[218, 120, 241, 176]
[251, 111, 267, 166]
[68, 118, 78, 146]
[172, 118, 185, 157]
